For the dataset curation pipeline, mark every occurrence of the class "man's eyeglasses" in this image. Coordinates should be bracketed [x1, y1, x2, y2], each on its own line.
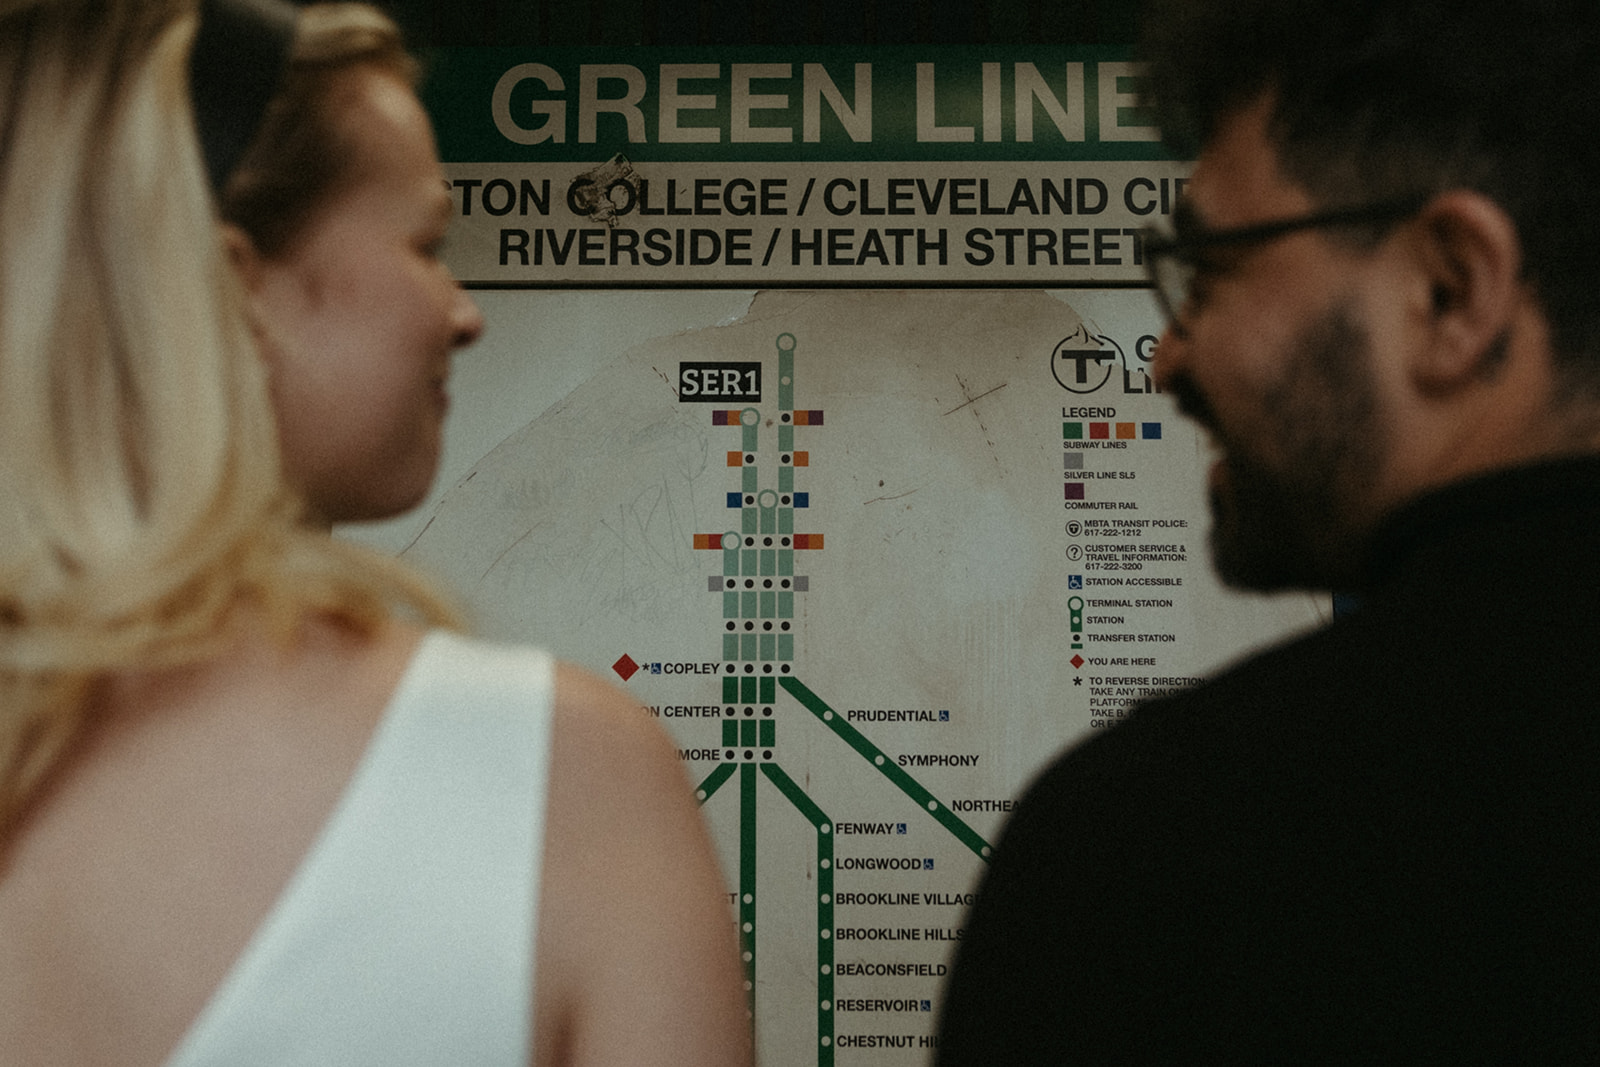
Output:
[1141, 196, 1429, 337]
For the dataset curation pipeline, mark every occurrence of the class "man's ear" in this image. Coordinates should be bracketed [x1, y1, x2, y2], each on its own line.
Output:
[1408, 190, 1524, 392]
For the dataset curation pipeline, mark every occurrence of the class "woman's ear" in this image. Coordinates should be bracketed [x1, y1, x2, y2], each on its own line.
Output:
[1407, 190, 1524, 392]
[219, 222, 267, 293]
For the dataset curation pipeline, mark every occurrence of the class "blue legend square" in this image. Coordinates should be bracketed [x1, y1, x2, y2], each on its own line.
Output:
[1068, 575, 1083, 589]
[727, 492, 742, 508]
[1142, 422, 1162, 439]
[793, 492, 809, 507]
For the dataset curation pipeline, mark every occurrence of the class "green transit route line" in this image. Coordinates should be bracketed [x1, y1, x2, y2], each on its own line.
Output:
[695, 761, 738, 803]
[741, 763, 758, 1008]
[761, 763, 837, 1065]
[780, 675, 994, 861]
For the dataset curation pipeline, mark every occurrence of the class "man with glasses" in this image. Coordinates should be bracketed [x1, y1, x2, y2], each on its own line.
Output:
[936, 0, 1599, 1061]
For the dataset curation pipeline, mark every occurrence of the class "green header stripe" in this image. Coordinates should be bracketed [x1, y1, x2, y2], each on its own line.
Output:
[422, 45, 1178, 163]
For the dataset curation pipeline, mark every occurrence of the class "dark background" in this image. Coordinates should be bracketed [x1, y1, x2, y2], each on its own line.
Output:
[377, 0, 1146, 47]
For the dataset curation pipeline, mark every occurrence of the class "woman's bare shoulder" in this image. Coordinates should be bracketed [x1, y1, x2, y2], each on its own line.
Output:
[534, 662, 752, 1067]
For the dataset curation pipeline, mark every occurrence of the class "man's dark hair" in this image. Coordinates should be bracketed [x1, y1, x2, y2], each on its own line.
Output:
[1140, 0, 1600, 383]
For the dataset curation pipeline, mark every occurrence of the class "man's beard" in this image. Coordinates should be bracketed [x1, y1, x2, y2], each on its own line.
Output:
[1171, 302, 1387, 592]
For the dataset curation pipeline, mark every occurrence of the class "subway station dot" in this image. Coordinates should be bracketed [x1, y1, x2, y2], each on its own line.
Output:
[744, 707, 755, 716]
[820, 893, 830, 904]
[820, 964, 832, 975]
[821, 823, 831, 834]
[744, 621, 754, 631]
[745, 454, 755, 464]
[763, 537, 773, 547]
[696, 790, 707, 801]
[781, 664, 791, 673]
[762, 707, 773, 716]
[725, 622, 735, 631]
[763, 579, 774, 588]
[820, 928, 831, 940]
[744, 664, 755, 673]
[744, 750, 754, 759]
[744, 537, 755, 547]
[982, 846, 992, 858]
[781, 622, 791, 631]
[743, 922, 753, 933]
[823, 711, 833, 721]
[762, 749, 773, 759]
[874, 755, 885, 765]
[821, 1000, 832, 1011]
[762, 665, 773, 674]
[821, 1037, 831, 1048]
[820, 859, 831, 869]
[725, 750, 735, 759]
[744, 893, 754, 904]
[744, 951, 753, 962]
[927, 800, 939, 811]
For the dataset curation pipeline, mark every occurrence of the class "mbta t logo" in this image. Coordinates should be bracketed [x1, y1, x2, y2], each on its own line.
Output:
[1050, 334, 1117, 394]
[1050, 328, 1161, 395]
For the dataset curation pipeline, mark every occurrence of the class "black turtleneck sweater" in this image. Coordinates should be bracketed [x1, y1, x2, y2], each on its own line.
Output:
[936, 458, 1600, 1063]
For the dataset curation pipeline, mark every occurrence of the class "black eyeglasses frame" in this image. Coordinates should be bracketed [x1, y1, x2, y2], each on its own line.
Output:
[1141, 195, 1431, 336]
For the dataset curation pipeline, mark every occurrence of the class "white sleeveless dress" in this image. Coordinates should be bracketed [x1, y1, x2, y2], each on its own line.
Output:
[164, 631, 554, 1066]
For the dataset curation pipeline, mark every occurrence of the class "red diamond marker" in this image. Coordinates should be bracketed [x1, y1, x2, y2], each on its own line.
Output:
[1071, 654, 1085, 669]
[613, 654, 640, 681]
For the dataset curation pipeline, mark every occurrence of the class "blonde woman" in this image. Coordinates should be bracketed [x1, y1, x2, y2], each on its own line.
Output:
[0, 2, 752, 1065]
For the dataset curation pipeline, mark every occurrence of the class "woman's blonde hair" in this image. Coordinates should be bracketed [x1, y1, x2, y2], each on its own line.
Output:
[0, 0, 459, 838]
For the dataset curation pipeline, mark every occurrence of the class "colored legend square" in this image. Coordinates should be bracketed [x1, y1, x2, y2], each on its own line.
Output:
[1065, 483, 1085, 500]
[726, 451, 744, 466]
[1064, 452, 1084, 470]
[792, 452, 810, 466]
[1116, 422, 1137, 439]
[793, 533, 824, 549]
[726, 492, 742, 508]
[1089, 422, 1110, 439]
[693, 534, 722, 550]
[1143, 422, 1162, 439]
[1063, 422, 1084, 439]
[794, 410, 824, 425]
[712, 410, 734, 425]
[793, 492, 809, 507]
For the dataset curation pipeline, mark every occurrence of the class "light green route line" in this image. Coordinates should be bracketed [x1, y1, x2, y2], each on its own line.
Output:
[780, 675, 994, 861]
[761, 763, 836, 1066]
[695, 761, 738, 803]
